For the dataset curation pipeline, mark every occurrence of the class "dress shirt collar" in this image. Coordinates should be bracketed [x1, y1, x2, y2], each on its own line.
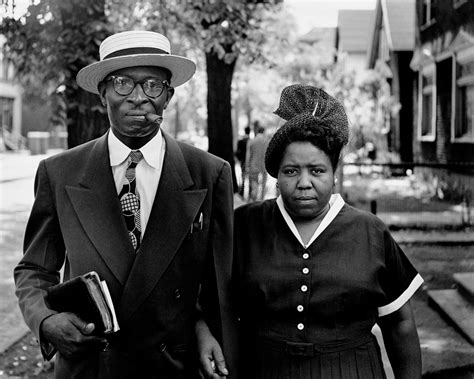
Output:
[108, 129, 164, 169]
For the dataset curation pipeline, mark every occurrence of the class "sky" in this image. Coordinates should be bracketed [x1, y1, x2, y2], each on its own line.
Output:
[7, 0, 376, 33]
[285, 0, 376, 34]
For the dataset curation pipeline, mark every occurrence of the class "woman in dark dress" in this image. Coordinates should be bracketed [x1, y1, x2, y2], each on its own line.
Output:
[197, 85, 423, 379]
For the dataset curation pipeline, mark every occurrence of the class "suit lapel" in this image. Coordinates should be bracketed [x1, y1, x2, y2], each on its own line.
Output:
[119, 133, 207, 322]
[65, 133, 135, 286]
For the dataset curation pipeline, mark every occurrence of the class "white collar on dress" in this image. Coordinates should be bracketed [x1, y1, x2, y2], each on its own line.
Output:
[276, 193, 345, 248]
[108, 128, 164, 169]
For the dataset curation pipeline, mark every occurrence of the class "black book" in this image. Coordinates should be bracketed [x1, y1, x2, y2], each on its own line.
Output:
[46, 271, 119, 334]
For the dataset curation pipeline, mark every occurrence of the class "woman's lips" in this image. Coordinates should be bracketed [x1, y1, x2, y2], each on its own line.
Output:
[296, 196, 316, 200]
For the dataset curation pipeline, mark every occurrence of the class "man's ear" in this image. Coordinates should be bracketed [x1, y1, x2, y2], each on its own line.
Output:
[163, 87, 175, 110]
[98, 82, 107, 107]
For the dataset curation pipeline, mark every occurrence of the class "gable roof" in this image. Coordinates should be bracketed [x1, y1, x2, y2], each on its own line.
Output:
[337, 10, 374, 53]
[381, 0, 415, 51]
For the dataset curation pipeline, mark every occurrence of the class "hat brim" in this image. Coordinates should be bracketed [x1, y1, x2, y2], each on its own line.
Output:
[76, 54, 197, 94]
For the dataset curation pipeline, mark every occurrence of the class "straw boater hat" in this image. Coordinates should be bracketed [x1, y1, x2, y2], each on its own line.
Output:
[76, 30, 197, 94]
[265, 84, 350, 178]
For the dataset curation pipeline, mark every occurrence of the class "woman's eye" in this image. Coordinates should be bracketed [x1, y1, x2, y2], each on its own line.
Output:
[282, 168, 297, 175]
[311, 168, 324, 175]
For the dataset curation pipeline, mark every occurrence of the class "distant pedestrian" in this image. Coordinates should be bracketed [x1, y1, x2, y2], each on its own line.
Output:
[246, 121, 268, 202]
[235, 126, 251, 197]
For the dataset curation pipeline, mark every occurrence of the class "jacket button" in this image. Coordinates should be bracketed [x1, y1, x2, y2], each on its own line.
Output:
[174, 289, 181, 299]
[159, 343, 166, 352]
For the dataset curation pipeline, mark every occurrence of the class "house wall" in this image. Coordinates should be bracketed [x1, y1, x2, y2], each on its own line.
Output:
[413, 0, 474, 201]
[414, 0, 474, 165]
[0, 36, 22, 146]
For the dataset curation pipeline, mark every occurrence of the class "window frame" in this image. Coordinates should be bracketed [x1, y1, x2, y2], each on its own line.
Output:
[421, 0, 436, 30]
[417, 63, 437, 142]
[451, 46, 474, 143]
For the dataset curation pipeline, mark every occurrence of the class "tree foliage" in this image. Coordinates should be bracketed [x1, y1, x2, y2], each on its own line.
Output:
[1, 0, 110, 147]
[107, 0, 285, 189]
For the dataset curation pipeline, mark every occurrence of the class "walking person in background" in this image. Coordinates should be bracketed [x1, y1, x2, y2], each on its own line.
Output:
[235, 126, 251, 198]
[198, 84, 423, 379]
[246, 121, 268, 202]
[14, 30, 237, 379]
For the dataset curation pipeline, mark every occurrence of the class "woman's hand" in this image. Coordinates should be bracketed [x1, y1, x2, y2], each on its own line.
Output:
[195, 318, 229, 378]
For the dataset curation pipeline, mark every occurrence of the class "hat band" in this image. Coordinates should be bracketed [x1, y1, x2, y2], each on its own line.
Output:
[104, 47, 169, 60]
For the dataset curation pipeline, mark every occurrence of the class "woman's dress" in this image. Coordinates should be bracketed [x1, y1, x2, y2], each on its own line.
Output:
[234, 194, 423, 379]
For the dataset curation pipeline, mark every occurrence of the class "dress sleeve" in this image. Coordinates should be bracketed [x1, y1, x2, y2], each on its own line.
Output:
[377, 228, 423, 317]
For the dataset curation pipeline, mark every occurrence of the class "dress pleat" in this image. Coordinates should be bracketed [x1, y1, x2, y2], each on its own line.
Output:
[250, 339, 387, 379]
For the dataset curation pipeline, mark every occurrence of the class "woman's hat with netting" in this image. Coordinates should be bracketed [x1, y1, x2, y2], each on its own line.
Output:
[265, 84, 349, 178]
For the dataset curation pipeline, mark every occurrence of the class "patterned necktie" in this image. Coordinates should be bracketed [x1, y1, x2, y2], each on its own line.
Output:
[119, 150, 143, 253]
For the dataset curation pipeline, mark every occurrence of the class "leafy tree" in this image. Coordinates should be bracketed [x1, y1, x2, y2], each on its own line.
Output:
[1, 0, 110, 148]
[111, 0, 284, 190]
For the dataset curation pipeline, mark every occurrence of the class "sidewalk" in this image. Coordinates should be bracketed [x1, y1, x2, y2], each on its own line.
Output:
[0, 150, 52, 355]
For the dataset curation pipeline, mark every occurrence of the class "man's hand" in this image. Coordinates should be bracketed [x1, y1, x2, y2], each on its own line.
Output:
[41, 312, 107, 359]
[196, 319, 229, 378]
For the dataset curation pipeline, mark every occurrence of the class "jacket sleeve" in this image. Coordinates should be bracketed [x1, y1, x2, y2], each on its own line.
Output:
[14, 159, 65, 359]
[198, 160, 239, 378]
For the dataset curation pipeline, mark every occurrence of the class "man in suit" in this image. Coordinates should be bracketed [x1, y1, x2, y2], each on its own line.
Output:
[14, 30, 236, 378]
[246, 122, 268, 202]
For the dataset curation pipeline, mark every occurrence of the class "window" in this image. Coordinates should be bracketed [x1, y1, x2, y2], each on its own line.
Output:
[421, 0, 436, 28]
[0, 97, 14, 133]
[452, 48, 474, 142]
[418, 64, 436, 141]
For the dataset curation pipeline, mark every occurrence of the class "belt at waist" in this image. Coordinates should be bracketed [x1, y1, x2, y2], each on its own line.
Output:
[258, 334, 375, 357]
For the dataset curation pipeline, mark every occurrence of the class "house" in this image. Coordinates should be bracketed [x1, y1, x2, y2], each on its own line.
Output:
[367, 0, 416, 163]
[337, 10, 374, 73]
[410, 0, 474, 201]
[299, 27, 338, 67]
[0, 35, 23, 150]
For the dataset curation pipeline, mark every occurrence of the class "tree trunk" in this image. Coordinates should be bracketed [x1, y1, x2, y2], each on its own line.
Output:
[66, 90, 109, 148]
[206, 50, 238, 192]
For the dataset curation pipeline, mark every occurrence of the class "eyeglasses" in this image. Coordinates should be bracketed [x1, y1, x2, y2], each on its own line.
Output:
[104, 75, 170, 98]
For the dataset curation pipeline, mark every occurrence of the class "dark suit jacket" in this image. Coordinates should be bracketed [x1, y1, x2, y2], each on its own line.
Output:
[14, 131, 238, 378]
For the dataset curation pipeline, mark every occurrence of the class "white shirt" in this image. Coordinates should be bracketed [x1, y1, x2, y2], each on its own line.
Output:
[108, 130, 166, 237]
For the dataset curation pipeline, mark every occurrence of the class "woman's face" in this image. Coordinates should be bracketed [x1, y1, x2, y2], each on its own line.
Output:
[277, 141, 335, 221]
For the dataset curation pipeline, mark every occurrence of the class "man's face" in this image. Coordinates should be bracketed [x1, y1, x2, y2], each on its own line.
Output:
[99, 66, 174, 140]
